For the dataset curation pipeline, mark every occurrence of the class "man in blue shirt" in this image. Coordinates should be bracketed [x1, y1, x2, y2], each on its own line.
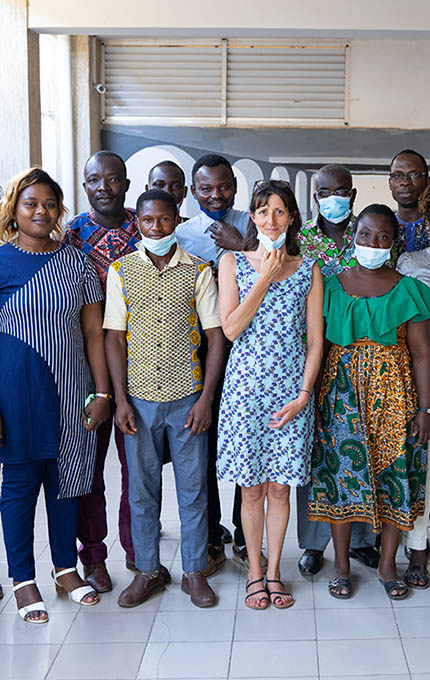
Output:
[176, 154, 249, 265]
[389, 149, 430, 255]
[177, 155, 267, 573]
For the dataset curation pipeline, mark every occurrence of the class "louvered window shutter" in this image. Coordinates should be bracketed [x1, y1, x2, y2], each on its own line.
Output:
[103, 40, 346, 126]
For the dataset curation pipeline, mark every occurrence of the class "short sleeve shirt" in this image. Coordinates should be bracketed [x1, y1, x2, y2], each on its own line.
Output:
[64, 208, 141, 291]
[297, 216, 357, 277]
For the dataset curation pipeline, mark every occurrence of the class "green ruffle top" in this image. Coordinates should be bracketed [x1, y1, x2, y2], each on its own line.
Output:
[324, 275, 430, 347]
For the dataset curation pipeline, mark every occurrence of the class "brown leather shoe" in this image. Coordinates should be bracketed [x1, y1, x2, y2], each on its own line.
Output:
[202, 545, 226, 577]
[181, 572, 217, 608]
[83, 562, 112, 593]
[125, 560, 171, 585]
[118, 571, 165, 608]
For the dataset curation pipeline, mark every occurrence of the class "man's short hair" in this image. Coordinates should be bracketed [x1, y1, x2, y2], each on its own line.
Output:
[148, 160, 186, 185]
[191, 154, 234, 185]
[84, 150, 127, 178]
[390, 149, 428, 175]
[136, 189, 177, 218]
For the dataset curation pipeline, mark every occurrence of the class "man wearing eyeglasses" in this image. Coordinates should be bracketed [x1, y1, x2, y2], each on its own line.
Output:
[389, 149, 430, 256]
[296, 164, 380, 576]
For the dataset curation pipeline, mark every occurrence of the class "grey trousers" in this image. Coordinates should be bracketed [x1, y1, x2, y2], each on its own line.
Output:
[125, 392, 209, 573]
[296, 484, 376, 551]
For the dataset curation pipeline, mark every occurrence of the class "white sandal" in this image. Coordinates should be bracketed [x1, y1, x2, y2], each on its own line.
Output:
[13, 580, 49, 624]
[52, 568, 99, 606]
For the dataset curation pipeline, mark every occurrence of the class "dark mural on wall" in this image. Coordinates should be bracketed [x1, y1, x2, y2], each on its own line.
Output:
[102, 126, 430, 220]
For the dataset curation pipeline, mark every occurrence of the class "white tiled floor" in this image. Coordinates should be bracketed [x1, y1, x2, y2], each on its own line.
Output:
[1, 445, 430, 680]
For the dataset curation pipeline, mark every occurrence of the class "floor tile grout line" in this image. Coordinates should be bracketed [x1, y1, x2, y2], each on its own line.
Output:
[133, 565, 168, 680]
[43, 598, 81, 680]
[226, 571, 241, 679]
[311, 576, 321, 680]
[392, 598, 413, 680]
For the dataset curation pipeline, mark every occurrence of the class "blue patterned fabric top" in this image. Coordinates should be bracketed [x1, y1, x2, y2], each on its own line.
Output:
[0, 242, 103, 498]
[217, 253, 316, 487]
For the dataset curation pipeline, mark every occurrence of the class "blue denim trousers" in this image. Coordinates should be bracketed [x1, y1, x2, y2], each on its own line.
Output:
[125, 392, 209, 573]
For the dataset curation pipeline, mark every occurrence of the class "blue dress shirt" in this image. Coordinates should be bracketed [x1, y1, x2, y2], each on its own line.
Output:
[176, 208, 249, 265]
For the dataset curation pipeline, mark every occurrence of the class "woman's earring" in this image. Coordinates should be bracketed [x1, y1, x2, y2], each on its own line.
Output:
[13, 221, 18, 230]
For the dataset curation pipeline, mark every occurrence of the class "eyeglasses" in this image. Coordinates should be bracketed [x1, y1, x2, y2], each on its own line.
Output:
[253, 179, 290, 191]
[316, 189, 352, 199]
[389, 171, 427, 183]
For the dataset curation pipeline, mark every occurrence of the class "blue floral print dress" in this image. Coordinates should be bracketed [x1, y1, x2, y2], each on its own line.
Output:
[217, 252, 315, 487]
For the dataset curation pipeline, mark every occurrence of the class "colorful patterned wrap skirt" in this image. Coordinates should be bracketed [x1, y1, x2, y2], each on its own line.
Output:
[308, 328, 427, 532]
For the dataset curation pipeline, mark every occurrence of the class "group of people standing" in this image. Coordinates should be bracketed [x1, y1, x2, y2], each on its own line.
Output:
[0, 146, 429, 623]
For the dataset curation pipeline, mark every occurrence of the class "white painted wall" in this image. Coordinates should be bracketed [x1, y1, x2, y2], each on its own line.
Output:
[352, 175, 396, 215]
[348, 40, 430, 128]
[28, 0, 430, 32]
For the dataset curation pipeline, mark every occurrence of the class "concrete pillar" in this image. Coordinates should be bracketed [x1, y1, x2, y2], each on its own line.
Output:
[0, 0, 41, 186]
[71, 35, 101, 213]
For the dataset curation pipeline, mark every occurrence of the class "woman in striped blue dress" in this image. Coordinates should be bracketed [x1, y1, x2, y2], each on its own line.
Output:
[0, 168, 111, 623]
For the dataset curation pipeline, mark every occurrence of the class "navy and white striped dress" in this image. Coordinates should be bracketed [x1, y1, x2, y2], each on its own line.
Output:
[0, 242, 104, 498]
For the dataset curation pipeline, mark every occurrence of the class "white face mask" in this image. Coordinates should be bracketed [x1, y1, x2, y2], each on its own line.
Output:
[139, 231, 177, 256]
[354, 242, 392, 269]
[256, 227, 286, 252]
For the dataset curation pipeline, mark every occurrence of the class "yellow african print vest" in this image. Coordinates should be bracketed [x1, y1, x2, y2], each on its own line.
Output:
[113, 251, 206, 402]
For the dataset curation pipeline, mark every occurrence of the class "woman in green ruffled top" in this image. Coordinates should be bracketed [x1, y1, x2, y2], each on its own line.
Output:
[309, 204, 430, 601]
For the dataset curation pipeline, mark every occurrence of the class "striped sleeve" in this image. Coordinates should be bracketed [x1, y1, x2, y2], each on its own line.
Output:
[81, 253, 104, 305]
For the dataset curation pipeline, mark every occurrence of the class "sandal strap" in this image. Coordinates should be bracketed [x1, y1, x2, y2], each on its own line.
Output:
[245, 589, 269, 601]
[17, 601, 47, 619]
[383, 579, 406, 591]
[246, 577, 264, 590]
[54, 567, 77, 581]
[13, 579, 36, 593]
[266, 579, 284, 586]
[70, 584, 96, 604]
[329, 577, 351, 588]
[269, 590, 292, 597]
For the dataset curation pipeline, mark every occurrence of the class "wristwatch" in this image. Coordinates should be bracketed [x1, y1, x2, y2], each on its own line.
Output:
[418, 407, 430, 415]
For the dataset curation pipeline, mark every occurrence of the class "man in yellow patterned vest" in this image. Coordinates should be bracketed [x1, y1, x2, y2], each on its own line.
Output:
[104, 189, 225, 608]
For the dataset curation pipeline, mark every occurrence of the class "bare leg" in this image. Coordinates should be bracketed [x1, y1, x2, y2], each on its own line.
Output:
[378, 522, 405, 596]
[265, 482, 292, 606]
[330, 522, 352, 596]
[241, 483, 267, 607]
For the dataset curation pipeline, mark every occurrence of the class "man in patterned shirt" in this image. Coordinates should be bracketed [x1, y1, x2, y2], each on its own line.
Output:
[296, 164, 379, 576]
[104, 189, 225, 607]
[389, 149, 430, 256]
[297, 164, 357, 277]
[64, 151, 141, 593]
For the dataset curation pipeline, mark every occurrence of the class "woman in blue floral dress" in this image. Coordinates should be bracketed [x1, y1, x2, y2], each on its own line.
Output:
[217, 180, 323, 609]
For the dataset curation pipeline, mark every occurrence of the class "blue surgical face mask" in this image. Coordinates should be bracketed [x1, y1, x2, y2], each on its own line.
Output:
[139, 231, 177, 256]
[318, 195, 351, 224]
[354, 241, 391, 269]
[256, 227, 286, 252]
[198, 201, 232, 222]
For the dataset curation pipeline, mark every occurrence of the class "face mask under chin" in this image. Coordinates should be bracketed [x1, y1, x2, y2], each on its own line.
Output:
[139, 231, 177, 256]
[256, 228, 287, 252]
